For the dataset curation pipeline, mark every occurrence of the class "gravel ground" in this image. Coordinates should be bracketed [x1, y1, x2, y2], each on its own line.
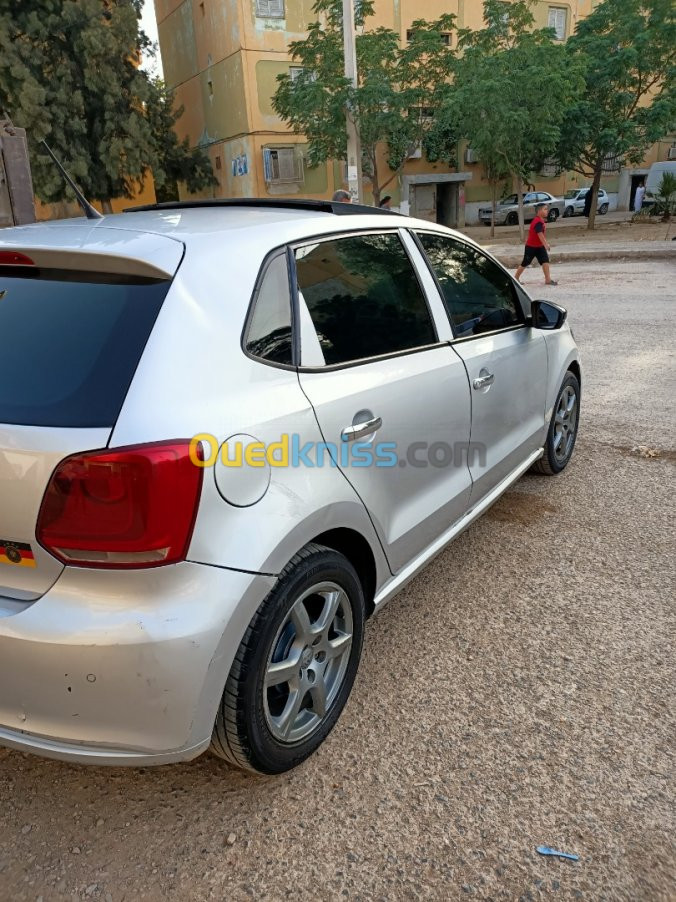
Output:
[1, 260, 674, 902]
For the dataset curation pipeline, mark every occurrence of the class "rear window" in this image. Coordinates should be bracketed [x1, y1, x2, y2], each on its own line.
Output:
[0, 267, 169, 427]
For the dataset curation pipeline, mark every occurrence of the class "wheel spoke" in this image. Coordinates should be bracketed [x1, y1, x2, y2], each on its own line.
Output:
[274, 688, 305, 740]
[313, 589, 343, 635]
[309, 680, 328, 718]
[265, 653, 301, 688]
[289, 600, 312, 644]
[326, 631, 352, 661]
[553, 428, 565, 452]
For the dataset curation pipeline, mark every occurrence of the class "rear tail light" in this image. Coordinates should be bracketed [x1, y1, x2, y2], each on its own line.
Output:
[0, 251, 35, 265]
[37, 441, 203, 568]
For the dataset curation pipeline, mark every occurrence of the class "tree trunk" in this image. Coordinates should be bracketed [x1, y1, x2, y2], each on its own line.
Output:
[586, 167, 602, 231]
[101, 198, 113, 215]
[490, 180, 497, 239]
[516, 174, 525, 244]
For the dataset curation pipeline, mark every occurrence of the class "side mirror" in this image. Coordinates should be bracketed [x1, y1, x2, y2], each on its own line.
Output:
[531, 299, 567, 330]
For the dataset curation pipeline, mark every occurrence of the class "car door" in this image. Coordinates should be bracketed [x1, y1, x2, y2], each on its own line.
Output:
[523, 192, 538, 221]
[414, 231, 548, 506]
[294, 230, 473, 573]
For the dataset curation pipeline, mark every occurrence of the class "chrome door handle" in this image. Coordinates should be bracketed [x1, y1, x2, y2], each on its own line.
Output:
[341, 416, 382, 442]
[473, 372, 495, 390]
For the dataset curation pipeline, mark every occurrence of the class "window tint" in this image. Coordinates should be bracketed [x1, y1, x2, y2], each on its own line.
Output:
[245, 254, 293, 365]
[294, 233, 436, 366]
[416, 233, 523, 338]
[0, 267, 168, 427]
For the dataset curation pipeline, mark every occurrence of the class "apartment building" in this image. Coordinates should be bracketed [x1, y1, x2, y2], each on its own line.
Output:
[154, 0, 675, 223]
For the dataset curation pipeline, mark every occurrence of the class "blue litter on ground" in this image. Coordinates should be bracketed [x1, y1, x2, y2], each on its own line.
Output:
[536, 845, 580, 861]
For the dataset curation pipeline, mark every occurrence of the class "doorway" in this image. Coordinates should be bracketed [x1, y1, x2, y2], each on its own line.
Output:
[630, 174, 646, 211]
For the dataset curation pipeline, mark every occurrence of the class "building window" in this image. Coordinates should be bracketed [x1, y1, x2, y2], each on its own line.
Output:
[548, 7, 567, 41]
[406, 29, 451, 46]
[289, 66, 317, 84]
[263, 147, 303, 183]
[256, 0, 284, 18]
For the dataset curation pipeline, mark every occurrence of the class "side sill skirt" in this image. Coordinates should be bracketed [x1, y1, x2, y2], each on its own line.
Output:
[372, 448, 544, 611]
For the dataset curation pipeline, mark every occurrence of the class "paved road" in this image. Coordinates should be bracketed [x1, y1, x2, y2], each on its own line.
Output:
[1, 261, 674, 902]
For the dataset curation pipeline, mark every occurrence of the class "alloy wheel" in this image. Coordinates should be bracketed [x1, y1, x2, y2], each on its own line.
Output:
[264, 581, 353, 744]
[553, 386, 578, 464]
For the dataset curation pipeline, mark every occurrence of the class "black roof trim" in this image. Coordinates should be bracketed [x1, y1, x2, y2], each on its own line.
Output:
[122, 197, 400, 216]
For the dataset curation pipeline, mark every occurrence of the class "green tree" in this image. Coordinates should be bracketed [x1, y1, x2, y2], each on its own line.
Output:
[146, 78, 216, 204]
[429, 1, 583, 239]
[556, 0, 676, 230]
[273, 0, 456, 205]
[0, 0, 213, 211]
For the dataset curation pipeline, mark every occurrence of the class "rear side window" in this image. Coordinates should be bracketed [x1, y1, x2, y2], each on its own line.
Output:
[294, 232, 436, 366]
[0, 267, 169, 427]
[244, 253, 293, 365]
[417, 233, 522, 337]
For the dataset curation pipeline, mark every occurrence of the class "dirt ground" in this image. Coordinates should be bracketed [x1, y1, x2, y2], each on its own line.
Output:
[1, 260, 674, 902]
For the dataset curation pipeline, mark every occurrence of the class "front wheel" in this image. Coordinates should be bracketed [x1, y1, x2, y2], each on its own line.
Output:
[211, 543, 365, 774]
[599, 203, 609, 215]
[563, 206, 574, 218]
[506, 211, 518, 226]
[547, 208, 559, 222]
[532, 372, 580, 475]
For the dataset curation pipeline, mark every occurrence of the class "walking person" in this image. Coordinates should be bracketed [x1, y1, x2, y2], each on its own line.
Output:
[515, 202, 558, 286]
[634, 181, 646, 213]
[332, 189, 352, 203]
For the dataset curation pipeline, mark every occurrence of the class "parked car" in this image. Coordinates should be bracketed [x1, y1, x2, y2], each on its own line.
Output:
[0, 199, 581, 774]
[479, 191, 564, 226]
[562, 188, 610, 217]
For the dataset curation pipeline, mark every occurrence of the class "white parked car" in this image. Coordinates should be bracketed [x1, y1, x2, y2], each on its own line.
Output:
[479, 191, 565, 225]
[0, 199, 581, 773]
[563, 188, 610, 217]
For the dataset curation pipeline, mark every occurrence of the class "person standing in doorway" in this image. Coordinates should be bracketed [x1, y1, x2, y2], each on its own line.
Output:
[634, 181, 646, 213]
[515, 203, 558, 286]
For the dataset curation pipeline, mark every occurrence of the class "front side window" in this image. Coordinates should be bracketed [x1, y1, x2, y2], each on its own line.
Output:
[245, 253, 293, 365]
[294, 233, 436, 366]
[416, 233, 523, 338]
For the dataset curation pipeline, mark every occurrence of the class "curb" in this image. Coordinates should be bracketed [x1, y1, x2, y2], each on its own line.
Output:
[493, 248, 676, 268]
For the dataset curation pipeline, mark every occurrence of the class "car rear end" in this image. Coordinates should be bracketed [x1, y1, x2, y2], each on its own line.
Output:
[0, 223, 272, 764]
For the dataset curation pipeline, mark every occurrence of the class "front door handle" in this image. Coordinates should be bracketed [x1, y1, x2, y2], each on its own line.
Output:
[341, 416, 382, 442]
[473, 372, 495, 390]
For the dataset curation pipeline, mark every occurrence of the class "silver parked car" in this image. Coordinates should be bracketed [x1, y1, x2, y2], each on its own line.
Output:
[0, 200, 581, 773]
[562, 188, 610, 217]
[479, 191, 565, 226]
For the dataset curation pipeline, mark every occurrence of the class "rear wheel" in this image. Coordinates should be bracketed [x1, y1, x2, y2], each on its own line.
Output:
[211, 543, 365, 774]
[532, 372, 580, 475]
[599, 203, 609, 215]
[506, 211, 518, 226]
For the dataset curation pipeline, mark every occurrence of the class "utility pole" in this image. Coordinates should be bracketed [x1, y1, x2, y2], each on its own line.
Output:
[342, 0, 363, 203]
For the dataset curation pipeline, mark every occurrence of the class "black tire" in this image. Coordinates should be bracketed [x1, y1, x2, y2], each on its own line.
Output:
[599, 203, 609, 215]
[563, 206, 574, 218]
[506, 211, 519, 226]
[547, 208, 559, 222]
[532, 372, 580, 475]
[210, 543, 365, 774]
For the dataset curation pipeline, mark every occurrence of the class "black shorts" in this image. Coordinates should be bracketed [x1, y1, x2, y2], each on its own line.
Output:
[521, 245, 549, 267]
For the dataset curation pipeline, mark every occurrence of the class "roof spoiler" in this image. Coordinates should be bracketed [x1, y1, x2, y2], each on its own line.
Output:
[123, 198, 401, 216]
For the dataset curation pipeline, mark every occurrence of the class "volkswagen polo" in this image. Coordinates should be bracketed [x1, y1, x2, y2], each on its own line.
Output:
[0, 199, 580, 774]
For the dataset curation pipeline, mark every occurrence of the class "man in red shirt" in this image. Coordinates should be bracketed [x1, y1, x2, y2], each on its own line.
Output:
[515, 202, 558, 285]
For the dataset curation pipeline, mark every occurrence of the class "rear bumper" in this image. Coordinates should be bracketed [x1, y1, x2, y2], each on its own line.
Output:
[0, 562, 275, 765]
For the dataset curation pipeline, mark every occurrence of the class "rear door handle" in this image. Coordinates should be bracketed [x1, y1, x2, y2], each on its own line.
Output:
[473, 372, 495, 390]
[341, 416, 382, 442]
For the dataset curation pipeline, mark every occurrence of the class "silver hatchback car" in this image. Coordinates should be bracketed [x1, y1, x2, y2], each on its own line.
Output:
[0, 199, 581, 774]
